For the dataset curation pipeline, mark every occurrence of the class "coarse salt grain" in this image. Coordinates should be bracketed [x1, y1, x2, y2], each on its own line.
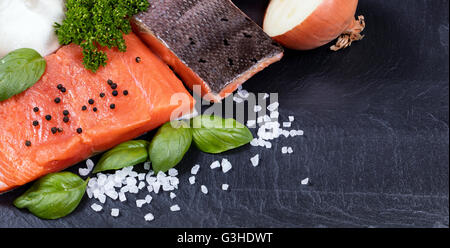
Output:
[301, 178, 310, 185]
[254, 105, 262, 112]
[233, 96, 243, 103]
[210, 160, 221, 169]
[267, 102, 279, 112]
[287, 147, 293, 154]
[250, 154, 260, 167]
[238, 89, 249, 98]
[283, 122, 291, 128]
[138, 181, 145, 190]
[201, 185, 208, 194]
[191, 164, 200, 175]
[170, 192, 176, 199]
[91, 203, 102, 212]
[119, 192, 126, 202]
[145, 195, 152, 204]
[111, 208, 119, 217]
[222, 184, 229, 191]
[168, 168, 178, 177]
[136, 199, 147, 208]
[170, 204, 181, 212]
[144, 213, 154, 221]
[246, 120, 256, 127]
[288, 116, 295, 122]
[189, 176, 196, 185]
[221, 158, 232, 173]
[281, 146, 288, 154]
[143, 162, 151, 170]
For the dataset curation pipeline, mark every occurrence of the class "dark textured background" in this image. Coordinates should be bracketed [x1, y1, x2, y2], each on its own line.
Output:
[0, 0, 448, 228]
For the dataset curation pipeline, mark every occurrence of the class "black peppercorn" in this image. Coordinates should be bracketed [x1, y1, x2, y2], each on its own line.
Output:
[82, 105, 87, 111]
[45, 115, 52, 121]
[111, 83, 118, 89]
[112, 90, 118, 96]
[88, 99, 94, 105]
[60, 87, 66, 93]
[63, 116, 69, 123]
[100, 92, 105, 98]
[77, 128, 83, 134]
[107, 79, 113, 85]
[54, 97, 61, 104]
[123, 90, 129, 96]
[25, 140, 32, 147]
[63, 110, 69, 116]
[51, 127, 57, 134]
[110, 104, 116, 109]
[57, 84, 63, 90]
[135, 57, 141, 63]
[32, 120, 39, 126]
[93, 107, 98, 112]
[33, 107, 39, 112]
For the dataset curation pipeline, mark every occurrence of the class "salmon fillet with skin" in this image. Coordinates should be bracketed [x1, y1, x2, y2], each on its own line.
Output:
[0, 33, 194, 193]
[132, 0, 284, 102]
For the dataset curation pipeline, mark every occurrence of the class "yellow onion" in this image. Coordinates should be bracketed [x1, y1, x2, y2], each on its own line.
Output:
[263, 0, 365, 51]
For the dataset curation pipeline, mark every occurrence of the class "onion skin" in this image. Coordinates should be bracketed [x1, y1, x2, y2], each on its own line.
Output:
[266, 0, 359, 50]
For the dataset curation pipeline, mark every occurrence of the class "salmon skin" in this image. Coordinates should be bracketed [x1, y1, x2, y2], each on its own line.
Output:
[132, 0, 284, 102]
[0, 33, 194, 193]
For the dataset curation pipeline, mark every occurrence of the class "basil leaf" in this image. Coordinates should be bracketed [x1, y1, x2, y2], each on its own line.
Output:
[149, 121, 192, 173]
[192, 115, 253, 154]
[14, 172, 88, 220]
[0, 48, 46, 101]
[93, 140, 150, 173]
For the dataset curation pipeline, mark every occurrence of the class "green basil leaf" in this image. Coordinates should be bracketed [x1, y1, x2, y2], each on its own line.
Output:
[192, 115, 253, 154]
[93, 140, 150, 173]
[0, 48, 46, 101]
[13, 172, 88, 220]
[149, 121, 192, 173]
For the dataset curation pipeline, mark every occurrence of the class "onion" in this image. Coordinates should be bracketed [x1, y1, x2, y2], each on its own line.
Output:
[263, 0, 365, 51]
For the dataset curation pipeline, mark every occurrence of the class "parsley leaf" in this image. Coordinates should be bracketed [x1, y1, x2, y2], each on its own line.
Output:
[54, 0, 150, 72]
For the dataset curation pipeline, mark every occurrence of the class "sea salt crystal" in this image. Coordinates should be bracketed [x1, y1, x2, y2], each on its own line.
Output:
[168, 168, 178, 177]
[189, 176, 196, 185]
[297, 130, 304, 136]
[169, 177, 179, 186]
[283, 122, 291, 128]
[126, 177, 137, 186]
[138, 173, 146, 181]
[129, 185, 139, 194]
[287, 147, 293, 154]
[138, 181, 146, 190]
[191, 164, 200, 175]
[86, 159, 94, 169]
[270, 111, 279, 119]
[144, 213, 154, 221]
[201, 185, 208, 194]
[79, 168, 90, 177]
[170, 204, 181, 212]
[145, 195, 152, 204]
[119, 192, 126, 202]
[254, 105, 262, 112]
[147, 185, 153, 193]
[233, 96, 243, 103]
[263, 115, 271, 122]
[267, 102, 279, 112]
[146, 175, 157, 185]
[86, 188, 93, 199]
[281, 146, 288, 154]
[143, 162, 151, 170]
[301, 178, 310, 185]
[265, 141, 272, 149]
[222, 184, 229, 191]
[91, 203, 103, 212]
[288, 116, 295, 122]
[282, 130, 290, 138]
[250, 154, 260, 167]
[97, 174, 107, 186]
[153, 182, 161, 194]
[238, 89, 249, 98]
[105, 189, 118, 200]
[250, 138, 259, 146]
[246, 120, 256, 127]
[170, 192, 176, 199]
[136, 199, 147, 208]
[210, 160, 221, 169]
[98, 194, 106, 204]
[221, 158, 232, 173]
[111, 208, 119, 217]
[162, 184, 175, 191]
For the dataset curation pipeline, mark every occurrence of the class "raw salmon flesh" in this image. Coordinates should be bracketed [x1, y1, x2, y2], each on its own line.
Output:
[0, 34, 194, 192]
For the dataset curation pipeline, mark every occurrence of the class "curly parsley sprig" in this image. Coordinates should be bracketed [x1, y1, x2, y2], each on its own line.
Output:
[55, 0, 150, 72]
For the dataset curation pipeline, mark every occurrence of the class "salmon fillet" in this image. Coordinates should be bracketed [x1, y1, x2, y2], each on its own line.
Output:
[0, 33, 194, 193]
[132, 0, 284, 102]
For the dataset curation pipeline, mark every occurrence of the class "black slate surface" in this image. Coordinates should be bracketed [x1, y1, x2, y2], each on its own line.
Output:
[0, 0, 448, 228]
